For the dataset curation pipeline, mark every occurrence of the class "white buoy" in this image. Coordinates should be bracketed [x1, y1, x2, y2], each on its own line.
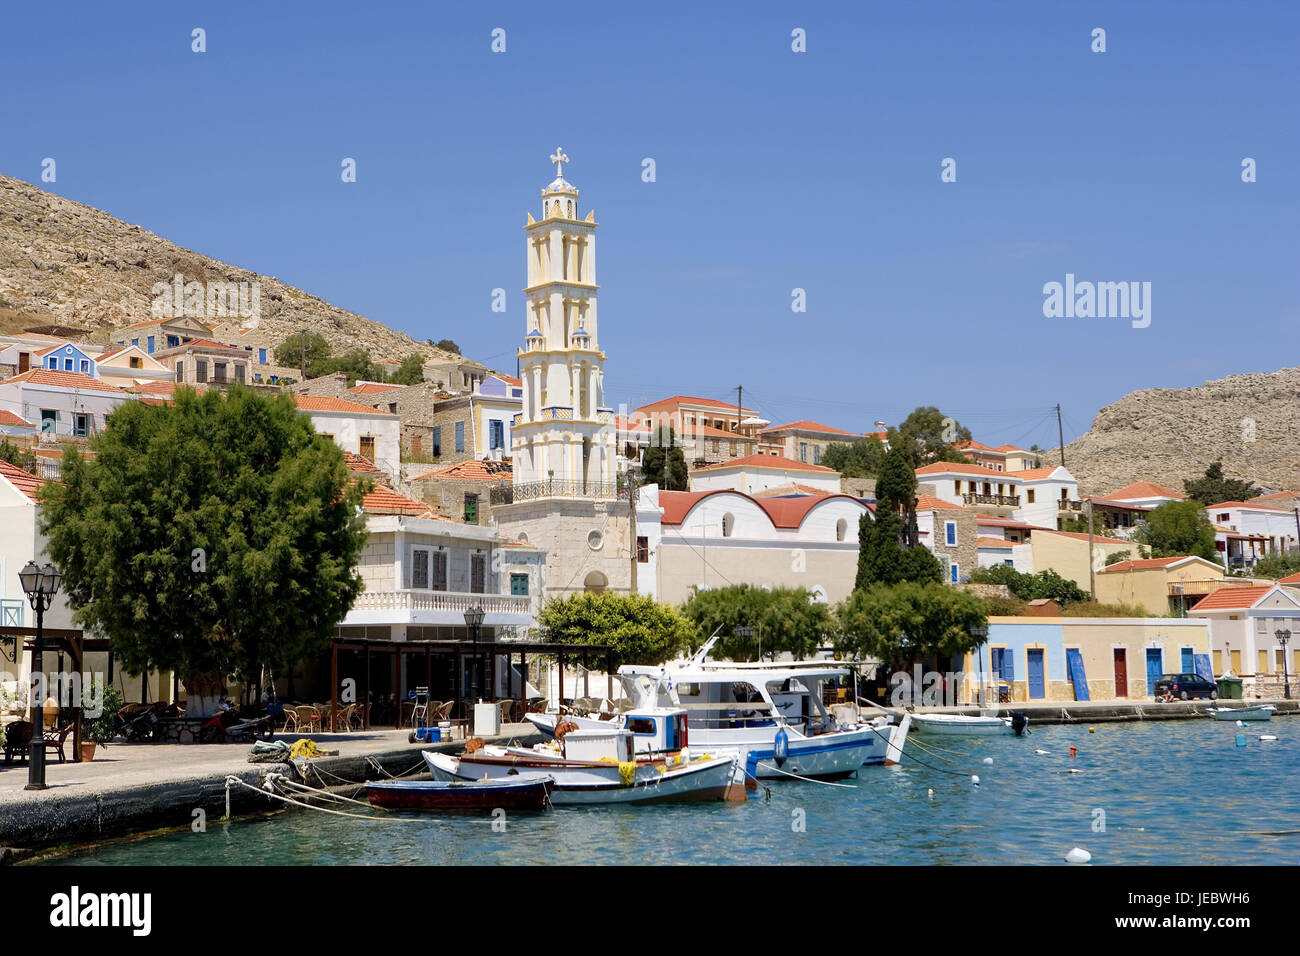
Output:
[970, 774, 980, 786]
[1065, 847, 1092, 864]
[982, 757, 993, 765]
[927, 788, 935, 799]
[1260, 734, 1278, 741]
[1034, 748, 1050, 755]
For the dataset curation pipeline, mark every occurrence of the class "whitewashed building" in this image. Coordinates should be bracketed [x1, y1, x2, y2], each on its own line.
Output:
[295, 395, 401, 479]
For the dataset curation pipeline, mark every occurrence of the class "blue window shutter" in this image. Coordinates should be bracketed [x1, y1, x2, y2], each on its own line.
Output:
[147, 336, 154, 353]
[1002, 651, 1015, 682]
[132, 338, 138, 347]
[946, 522, 956, 546]
[433, 426, 441, 456]
[454, 421, 464, 452]
[259, 348, 266, 364]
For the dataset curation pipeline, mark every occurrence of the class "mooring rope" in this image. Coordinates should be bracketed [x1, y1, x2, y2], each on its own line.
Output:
[365, 755, 426, 780]
[752, 761, 858, 788]
[223, 775, 417, 824]
[268, 773, 381, 810]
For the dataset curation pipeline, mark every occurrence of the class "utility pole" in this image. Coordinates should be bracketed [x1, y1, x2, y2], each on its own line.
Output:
[300, 329, 307, 382]
[735, 385, 744, 454]
[1087, 496, 1096, 600]
[1057, 404, 1066, 468]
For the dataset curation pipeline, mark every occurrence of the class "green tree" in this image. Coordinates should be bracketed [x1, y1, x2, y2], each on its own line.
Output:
[539, 592, 697, 668]
[680, 584, 831, 661]
[1253, 551, 1300, 579]
[835, 581, 987, 671]
[0, 438, 37, 474]
[966, 564, 1089, 605]
[1059, 510, 1119, 537]
[1183, 461, 1257, 506]
[318, 348, 388, 388]
[433, 339, 461, 354]
[822, 436, 887, 478]
[856, 443, 943, 587]
[274, 332, 332, 377]
[1135, 499, 1217, 559]
[39, 387, 369, 711]
[891, 406, 972, 467]
[640, 427, 688, 490]
[389, 354, 426, 386]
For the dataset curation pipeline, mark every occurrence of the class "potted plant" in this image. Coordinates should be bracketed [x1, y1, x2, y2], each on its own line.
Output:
[80, 685, 125, 761]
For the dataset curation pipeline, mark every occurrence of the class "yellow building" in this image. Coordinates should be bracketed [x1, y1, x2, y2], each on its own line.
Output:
[1027, 529, 1133, 591]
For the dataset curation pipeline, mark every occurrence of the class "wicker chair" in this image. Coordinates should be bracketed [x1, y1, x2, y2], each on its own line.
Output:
[43, 724, 75, 763]
[498, 699, 516, 724]
[280, 708, 299, 733]
[294, 705, 320, 733]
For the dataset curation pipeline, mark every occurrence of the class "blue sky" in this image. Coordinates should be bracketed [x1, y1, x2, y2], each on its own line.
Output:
[2, 1, 1295, 447]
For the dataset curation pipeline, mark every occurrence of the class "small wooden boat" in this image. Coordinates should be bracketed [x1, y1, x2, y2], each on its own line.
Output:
[1206, 704, 1276, 722]
[365, 775, 552, 811]
[911, 713, 1022, 736]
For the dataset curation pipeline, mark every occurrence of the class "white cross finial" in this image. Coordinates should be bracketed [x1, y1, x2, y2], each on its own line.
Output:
[550, 147, 569, 178]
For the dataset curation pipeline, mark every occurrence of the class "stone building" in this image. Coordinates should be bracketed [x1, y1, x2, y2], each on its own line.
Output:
[410, 458, 513, 526]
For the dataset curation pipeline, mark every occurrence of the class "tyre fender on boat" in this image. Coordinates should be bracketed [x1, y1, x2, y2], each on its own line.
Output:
[774, 729, 789, 767]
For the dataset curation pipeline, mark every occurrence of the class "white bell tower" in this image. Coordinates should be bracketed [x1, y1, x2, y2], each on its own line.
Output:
[513, 148, 615, 494]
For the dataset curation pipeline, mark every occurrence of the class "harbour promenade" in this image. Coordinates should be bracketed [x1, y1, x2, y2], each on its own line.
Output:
[0, 723, 544, 860]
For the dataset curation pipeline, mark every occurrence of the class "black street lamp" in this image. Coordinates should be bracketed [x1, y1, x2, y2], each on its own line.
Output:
[1275, 628, 1292, 700]
[464, 602, 486, 705]
[19, 560, 61, 791]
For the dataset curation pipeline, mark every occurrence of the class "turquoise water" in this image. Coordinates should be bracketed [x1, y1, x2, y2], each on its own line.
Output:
[42, 719, 1299, 865]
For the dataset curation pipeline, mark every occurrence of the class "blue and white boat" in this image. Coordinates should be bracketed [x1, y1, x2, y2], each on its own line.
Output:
[527, 638, 909, 780]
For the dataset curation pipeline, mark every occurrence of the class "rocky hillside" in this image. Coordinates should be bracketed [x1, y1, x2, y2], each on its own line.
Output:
[0, 172, 454, 361]
[1057, 367, 1300, 496]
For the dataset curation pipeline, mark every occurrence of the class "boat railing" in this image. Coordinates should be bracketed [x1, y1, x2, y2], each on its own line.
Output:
[677, 701, 803, 730]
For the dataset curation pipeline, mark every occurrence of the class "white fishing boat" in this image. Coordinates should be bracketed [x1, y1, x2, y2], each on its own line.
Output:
[423, 742, 743, 805]
[910, 713, 1029, 737]
[1206, 704, 1276, 721]
[526, 636, 909, 780]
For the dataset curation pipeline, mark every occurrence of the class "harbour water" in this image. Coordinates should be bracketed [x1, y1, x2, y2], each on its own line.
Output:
[41, 719, 1298, 866]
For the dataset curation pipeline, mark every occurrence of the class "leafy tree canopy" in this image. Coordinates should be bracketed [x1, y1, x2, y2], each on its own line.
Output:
[389, 354, 426, 386]
[822, 437, 887, 478]
[835, 581, 987, 671]
[680, 584, 832, 661]
[1135, 499, 1217, 560]
[538, 592, 697, 668]
[891, 406, 972, 467]
[855, 443, 943, 588]
[0, 437, 37, 474]
[432, 339, 460, 355]
[1246, 551, 1300, 580]
[39, 387, 369, 689]
[274, 332, 332, 376]
[1184, 461, 1257, 506]
[640, 427, 688, 490]
[967, 564, 1089, 605]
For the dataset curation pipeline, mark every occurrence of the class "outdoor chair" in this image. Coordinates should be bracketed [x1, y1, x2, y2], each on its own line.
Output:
[526, 698, 547, 714]
[294, 705, 321, 733]
[498, 699, 516, 724]
[280, 708, 299, 733]
[3, 720, 33, 764]
[43, 724, 75, 763]
[433, 700, 455, 722]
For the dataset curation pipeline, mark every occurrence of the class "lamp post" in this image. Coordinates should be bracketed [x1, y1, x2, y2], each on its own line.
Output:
[464, 602, 486, 705]
[1275, 628, 1292, 700]
[19, 560, 60, 791]
[971, 623, 989, 706]
[734, 625, 754, 662]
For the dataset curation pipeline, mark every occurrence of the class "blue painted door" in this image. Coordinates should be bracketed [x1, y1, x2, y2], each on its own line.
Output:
[1181, 648, 1194, 672]
[1146, 648, 1163, 694]
[1027, 649, 1046, 700]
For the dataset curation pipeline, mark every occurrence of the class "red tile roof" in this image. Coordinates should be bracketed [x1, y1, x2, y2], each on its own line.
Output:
[696, 453, 836, 474]
[1107, 481, 1186, 500]
[0, 369, 125, 393]
[614, 415, 650, 434]
[977, 536, 1016, 549]
[0, 459, 47, 503]
[1005, 466, 1062, 480]
[1081, 495, 1151, 511]
[1278, 571, 1300, 585]
[915, 461, 1006, 478]
[658, 489, 867, 529]
[295, 395, 397, 416]
[976, 517, 1035, 529]
[760, 420, 857, 436]
[348, 382, 405, 395]
[1189, 585, 1274, 612]
[496, 374, 522, 387]
[634, 395, 758, 414]
[154, 337, 247, 354]
[915, 494, 963, 512]
[0, 410, 33, 427]
[1098, 556, 1205, 573]
[1250, 490, 1299, 503]
[343, 451, 384, 475]
[994, 444, 1034, 454]
[359, 483, 436, 516]
[412, 459, 513, 481]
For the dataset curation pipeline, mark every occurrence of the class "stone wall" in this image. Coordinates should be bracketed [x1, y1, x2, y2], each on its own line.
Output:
[410, 476, 508, 526]
[493, 497, 635, 598]
[927, 508, 979, 582]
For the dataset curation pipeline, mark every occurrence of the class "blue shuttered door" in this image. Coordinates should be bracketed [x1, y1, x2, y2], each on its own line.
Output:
[1146, 648, 1163, 694]
[1027, 649, 1045, 699]
[1193, 654, 1213, 681]
[1066, 649, 1090, 701]
[1181, 648, 1194, 672]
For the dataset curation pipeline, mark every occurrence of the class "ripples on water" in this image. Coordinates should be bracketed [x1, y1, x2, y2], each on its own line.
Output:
[44, 719, 1299, 866]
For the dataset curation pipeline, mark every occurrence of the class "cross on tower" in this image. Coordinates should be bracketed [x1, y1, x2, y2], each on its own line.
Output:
[549, 147, 569, 178]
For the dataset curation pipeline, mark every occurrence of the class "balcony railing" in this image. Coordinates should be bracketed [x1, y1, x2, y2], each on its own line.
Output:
[962, 494, 1020, 507]
[491, 479, 634, 504]
[512, 407, 615, 427]
[352, 590, 530, 616]
[1058, 499, 1084, 511]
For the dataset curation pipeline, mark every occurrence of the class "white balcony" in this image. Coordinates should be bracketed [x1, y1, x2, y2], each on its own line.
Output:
[346, 589, 533, 628]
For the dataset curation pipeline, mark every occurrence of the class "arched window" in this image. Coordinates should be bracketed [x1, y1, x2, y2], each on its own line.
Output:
[722, 513, 735, 537]
[836, 518, 848, 542]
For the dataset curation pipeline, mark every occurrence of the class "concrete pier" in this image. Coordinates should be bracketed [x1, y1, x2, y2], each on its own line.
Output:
[0, 724, 544, 861]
